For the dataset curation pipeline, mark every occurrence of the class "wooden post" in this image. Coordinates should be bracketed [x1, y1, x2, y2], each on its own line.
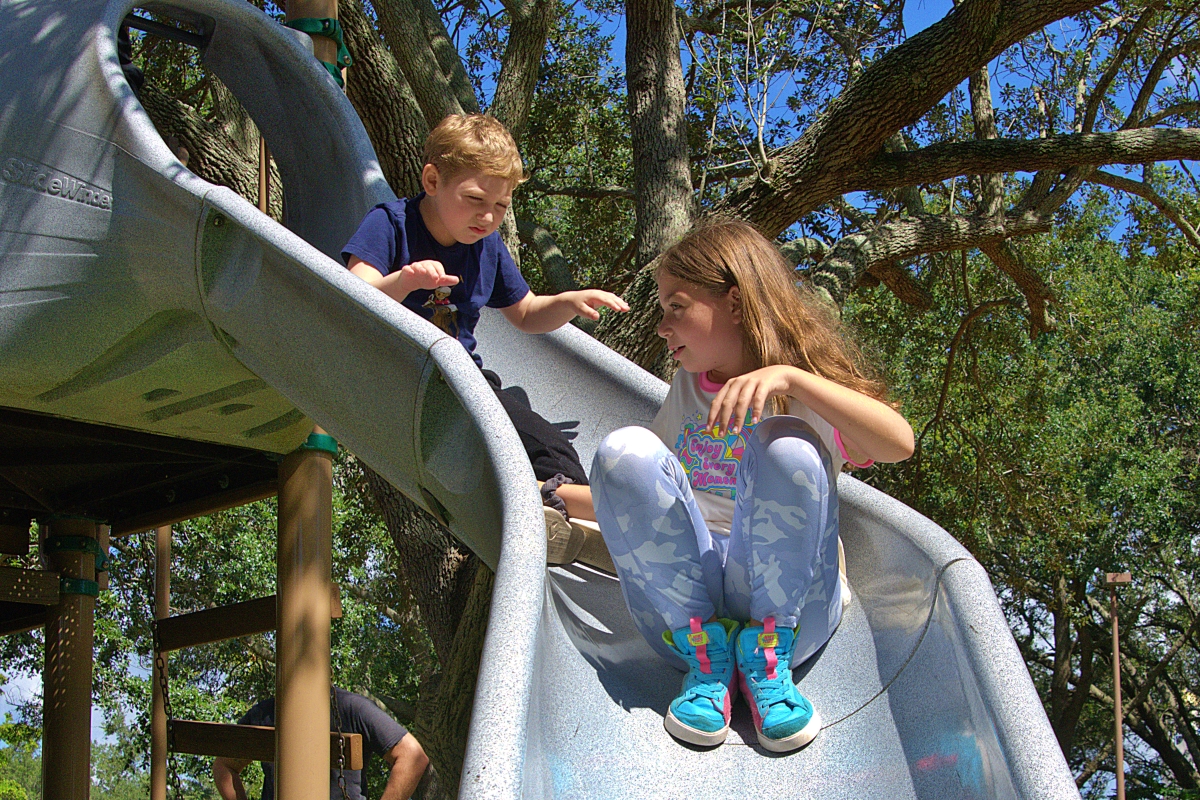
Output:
[275, 433, 335, 800]
[286, 0, 340, 67]
[278, 8, 338, 797]
[1105, 571, 1131, 800]
[151, 525, 171, 800]
[41, 517, 99, 800]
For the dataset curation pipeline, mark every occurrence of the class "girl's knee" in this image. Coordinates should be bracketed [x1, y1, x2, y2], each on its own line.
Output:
[747, 416, 828, 475]
[595, 426, 663, 466]
[592, 426, 671, 485]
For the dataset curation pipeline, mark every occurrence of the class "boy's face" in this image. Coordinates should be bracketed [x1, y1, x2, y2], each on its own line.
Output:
[420, 164, 514, 247]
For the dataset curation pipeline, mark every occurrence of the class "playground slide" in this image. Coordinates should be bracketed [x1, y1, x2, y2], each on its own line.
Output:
[0, 0, 1081, 797]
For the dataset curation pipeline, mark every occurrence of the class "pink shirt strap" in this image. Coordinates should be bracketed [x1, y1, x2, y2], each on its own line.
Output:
[835, 429, 875, 469]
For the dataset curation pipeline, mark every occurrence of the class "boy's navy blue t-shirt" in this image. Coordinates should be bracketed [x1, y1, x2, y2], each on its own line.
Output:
[341, 193, 530, 367]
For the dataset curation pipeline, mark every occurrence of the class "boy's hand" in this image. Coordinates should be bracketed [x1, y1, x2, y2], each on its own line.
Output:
[396, 260, 460, 294]
[562, 289, 629, 321]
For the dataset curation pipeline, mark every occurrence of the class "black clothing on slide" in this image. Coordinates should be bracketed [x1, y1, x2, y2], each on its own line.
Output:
[482, 369, 589, 486]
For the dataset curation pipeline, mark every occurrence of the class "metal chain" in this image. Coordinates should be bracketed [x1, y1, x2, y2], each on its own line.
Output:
[331, 685, 349, 800]
[154, 639, 185, 800]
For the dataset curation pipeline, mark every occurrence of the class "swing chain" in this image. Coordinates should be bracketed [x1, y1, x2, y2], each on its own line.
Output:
[331, 685, 349, 800]
[154, 639, 185, 799]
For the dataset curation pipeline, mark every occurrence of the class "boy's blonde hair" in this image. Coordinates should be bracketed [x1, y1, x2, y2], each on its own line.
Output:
[424, 114, 526, 186]
[657, 219, 891, 411]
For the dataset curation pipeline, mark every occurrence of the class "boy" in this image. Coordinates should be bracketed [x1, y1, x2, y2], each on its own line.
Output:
[342, 114, 623, 555]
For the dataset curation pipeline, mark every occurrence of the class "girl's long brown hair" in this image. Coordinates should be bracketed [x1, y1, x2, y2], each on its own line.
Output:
[657, 218, 891, 410]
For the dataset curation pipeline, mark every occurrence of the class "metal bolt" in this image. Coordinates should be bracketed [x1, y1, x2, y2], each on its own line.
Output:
[212, 214, 224, 227]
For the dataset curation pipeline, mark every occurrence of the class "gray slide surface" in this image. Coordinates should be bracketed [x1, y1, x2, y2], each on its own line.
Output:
[0, 1, 1080, 797]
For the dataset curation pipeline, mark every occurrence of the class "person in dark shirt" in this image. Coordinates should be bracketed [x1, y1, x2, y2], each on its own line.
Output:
[212, 688, 427, 800]
[342, 113, 624, 543]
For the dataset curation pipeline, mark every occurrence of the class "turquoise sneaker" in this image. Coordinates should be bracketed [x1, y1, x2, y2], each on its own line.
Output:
[735, 618, 822, 752]
[661, 618, 741, 746]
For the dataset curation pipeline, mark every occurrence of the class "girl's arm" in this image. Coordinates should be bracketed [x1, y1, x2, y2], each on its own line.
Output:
[708, 365, 914, 464]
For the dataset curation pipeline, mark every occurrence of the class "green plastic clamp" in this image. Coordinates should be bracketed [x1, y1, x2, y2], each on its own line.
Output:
[59, 577, 100, 597]
[299, 432, 339, 455]
[42, 535, 109, 571]
[283, 17, 352, 88]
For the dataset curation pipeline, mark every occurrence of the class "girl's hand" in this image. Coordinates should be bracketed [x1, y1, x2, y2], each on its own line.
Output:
[707, 365, 799, 436]
[562, 289, 629, 320]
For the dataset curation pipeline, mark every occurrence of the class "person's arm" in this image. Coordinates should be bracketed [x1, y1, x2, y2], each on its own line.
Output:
[554, 483, 595, 522]
[706, 365, 914, 464]
[379, 733, 430, 800]
[213, 757, 251, 800]
[346, 255, 458, 305]
[499, 290, 629, 334]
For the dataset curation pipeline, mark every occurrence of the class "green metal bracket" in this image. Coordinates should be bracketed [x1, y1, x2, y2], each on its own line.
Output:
[298, 432, 338, 455]
[59, 576, 100, 597]
[42, 535, 109, 571]
[282, 17, 352, 88]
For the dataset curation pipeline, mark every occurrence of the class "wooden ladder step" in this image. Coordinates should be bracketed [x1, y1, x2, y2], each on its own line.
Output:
[170, 720, 363, 770]
[155, 586, 342, 652]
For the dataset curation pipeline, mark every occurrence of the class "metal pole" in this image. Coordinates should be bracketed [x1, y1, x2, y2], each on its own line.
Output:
[41, 517, 98, 800]
[275, 434, 335, 800]
[151, 525, 171, 800]
[1105, 571, 1131, 800]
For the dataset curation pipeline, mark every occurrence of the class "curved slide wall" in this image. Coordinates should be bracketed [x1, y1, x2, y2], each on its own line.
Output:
[0, 1, 1079, 796]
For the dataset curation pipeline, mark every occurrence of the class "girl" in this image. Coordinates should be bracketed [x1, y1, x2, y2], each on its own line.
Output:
[587, 220, 913, 752]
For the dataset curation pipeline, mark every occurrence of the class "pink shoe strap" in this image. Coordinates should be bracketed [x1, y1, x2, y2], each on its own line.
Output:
[761, 617, 778, 680]
[688, 617, 711, 674]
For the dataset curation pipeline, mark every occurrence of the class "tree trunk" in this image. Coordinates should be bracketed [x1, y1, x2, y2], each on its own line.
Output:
[342, 0, 428, 197]
[489, 0, 558, 143]
[625, 0, 693, 269]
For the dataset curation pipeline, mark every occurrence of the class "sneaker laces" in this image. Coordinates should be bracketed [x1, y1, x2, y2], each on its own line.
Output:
[682, 681, 728, 703]
[747, 674, 801, 710]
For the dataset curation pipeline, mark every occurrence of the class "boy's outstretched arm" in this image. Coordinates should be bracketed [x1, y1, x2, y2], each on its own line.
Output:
[347, 255, 459, 303]
[500, 290, 629, 334]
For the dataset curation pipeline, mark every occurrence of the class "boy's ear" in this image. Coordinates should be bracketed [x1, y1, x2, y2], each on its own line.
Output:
[421, 163, 441, 195]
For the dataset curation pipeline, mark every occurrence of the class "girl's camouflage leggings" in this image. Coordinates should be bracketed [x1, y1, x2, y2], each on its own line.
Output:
[591, 415, 843, 668]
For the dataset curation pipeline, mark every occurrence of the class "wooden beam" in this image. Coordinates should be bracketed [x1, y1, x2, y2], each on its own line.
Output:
[0, 566, 60, 605]
[170, 721, 363, 770]
[155, 586, 343, 652]
[156, 596, 276, 652]
[0, 607, 49, 637]
[110, 479, 278, 535]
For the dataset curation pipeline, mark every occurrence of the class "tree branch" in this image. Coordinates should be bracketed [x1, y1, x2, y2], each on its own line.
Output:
[373, 0, 474, 125]
[342, 0, 427, 196]
[524, 179, 635, 199]
[516, 219, 579, 292]
[807, 211, 1051, 307]
[1088, 169, 1200, 249]
[713, 0, 1107, 234]
[853, 128, 1200, 193]
[978, 239, 1054, 337]
[489, 0, 556, 141]
[1079, 3, 1160, 133]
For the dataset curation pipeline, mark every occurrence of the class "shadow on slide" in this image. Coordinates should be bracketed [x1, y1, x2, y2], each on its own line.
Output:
[0, 0, 1079, 797]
